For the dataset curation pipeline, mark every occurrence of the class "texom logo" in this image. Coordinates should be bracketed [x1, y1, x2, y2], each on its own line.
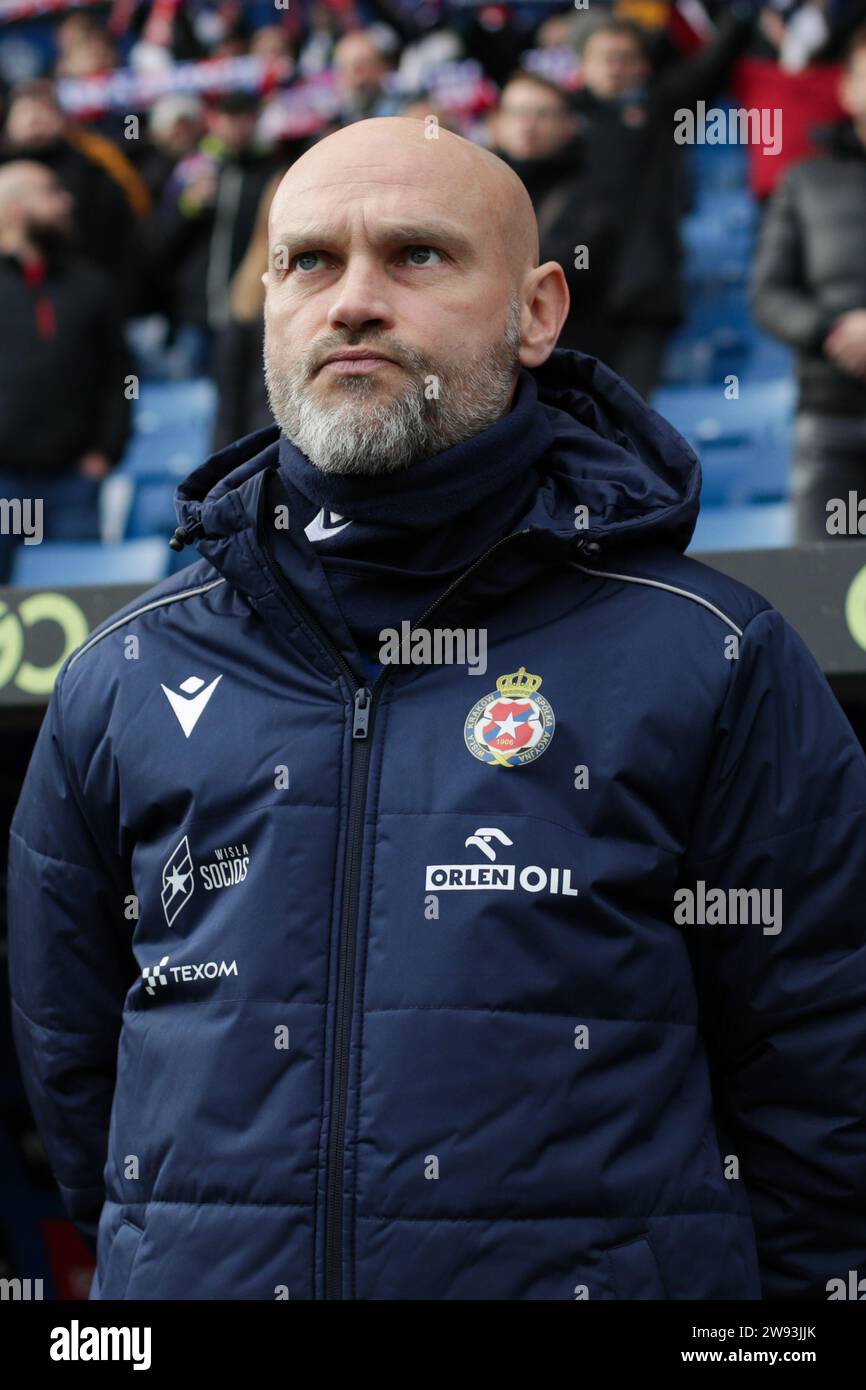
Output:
[142, 956, 169, 996]
[141, 954, 239, 998]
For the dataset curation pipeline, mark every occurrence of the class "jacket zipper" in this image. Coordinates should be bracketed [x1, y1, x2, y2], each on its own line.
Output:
[256, 482, 598, 1298]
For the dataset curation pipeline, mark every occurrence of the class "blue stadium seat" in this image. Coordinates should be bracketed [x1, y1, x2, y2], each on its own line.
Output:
[689, 502, 794, 553]
[652, 378, 794, 504]
[124, 474, 180, 540]
[133, 378, 216, 428]
[10, 538, 171, 586]
[689, 124, 749, 193]
[119, 432, 204, 478]
[120, 378, 216, 478]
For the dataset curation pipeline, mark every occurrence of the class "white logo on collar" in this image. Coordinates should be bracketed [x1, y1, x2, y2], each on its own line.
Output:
[161, 674, 222, 737]
[304, 508, 351, 542]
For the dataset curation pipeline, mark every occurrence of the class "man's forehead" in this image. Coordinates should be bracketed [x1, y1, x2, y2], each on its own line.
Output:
[274, 161, 471, 201]
[270, 170, 484, 234]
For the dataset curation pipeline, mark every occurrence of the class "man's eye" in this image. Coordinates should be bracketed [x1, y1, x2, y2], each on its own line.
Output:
[284, 246, 444, 274]
[405, 246, 443, 267]
[292, 251, 324, 273]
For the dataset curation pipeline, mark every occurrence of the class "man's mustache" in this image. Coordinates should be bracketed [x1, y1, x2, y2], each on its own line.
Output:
[309, 340, 423, 376]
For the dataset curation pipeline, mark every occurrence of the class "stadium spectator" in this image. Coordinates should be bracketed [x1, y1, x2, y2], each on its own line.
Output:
[54, 25, 119, 80]
[157, 90, 281, 374]
[0, 161, 133, 583]
[733, 3, 848, 203]
[210, 167, 283, 451]
[750, 23, 866, 541]
[491, 71, 617, 359]
[210, 21, 253, 61]
[533, 10, 593, 51]
[249, 23, 296, 62]
[448, 2, 541, 87]
[394, 28, 464, 93]
[0, 79, 145, 314]
[332, 30, 404, 123]
[564, 5, 759, 397]
[296, 0, 345, 77]
[140, 94, 205, 205]
[52, 9, 104, 74]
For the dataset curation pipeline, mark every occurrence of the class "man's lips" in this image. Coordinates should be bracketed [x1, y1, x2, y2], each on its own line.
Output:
[320, 349, 397, 374]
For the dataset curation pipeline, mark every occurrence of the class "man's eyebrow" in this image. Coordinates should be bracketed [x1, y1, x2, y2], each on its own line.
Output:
[271, 220, 476, 258]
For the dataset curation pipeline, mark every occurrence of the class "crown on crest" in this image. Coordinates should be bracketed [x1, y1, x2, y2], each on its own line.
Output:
[496, 666, 542, 697]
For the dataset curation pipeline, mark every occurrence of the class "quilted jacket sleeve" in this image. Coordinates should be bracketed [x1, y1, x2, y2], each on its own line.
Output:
[6, 668, 135, 1255]
[749, 167, 838, 354]
[683, 605, 866, 1300]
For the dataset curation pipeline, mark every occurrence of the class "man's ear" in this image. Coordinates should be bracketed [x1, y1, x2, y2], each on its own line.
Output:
[518, 261, 571, 369]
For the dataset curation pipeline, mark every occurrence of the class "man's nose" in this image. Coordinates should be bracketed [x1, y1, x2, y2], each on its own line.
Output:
[326, 257, 394, 334]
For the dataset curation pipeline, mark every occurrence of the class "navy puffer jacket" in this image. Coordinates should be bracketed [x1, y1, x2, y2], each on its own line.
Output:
[8, 350, 866, 1300]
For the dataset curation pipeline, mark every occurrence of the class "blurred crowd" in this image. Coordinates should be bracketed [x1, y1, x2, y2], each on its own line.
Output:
[0, 0, 865, 576]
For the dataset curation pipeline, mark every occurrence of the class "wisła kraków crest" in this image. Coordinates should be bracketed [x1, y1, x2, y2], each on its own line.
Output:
[464, 666, 555, 768]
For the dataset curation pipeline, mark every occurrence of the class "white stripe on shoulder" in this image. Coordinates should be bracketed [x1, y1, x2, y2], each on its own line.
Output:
[67, 576, 227, 670]
[572, 563, 744, 637]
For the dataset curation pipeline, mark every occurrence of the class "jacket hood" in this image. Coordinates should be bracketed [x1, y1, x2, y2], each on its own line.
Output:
[174, 347, 700, 566]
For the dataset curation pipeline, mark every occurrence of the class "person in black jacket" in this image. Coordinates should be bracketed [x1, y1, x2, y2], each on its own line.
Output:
[0, 161, 133, 583]
[566, 4, 759, 397]
[157, 91, 282, 376]
[1, 78, 143, 316]
[490, 70, 620, 363]
[750, 24, 866, 541]
[210, 168, 283, 452]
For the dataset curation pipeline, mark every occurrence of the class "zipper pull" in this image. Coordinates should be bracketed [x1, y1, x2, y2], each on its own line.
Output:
[352, 687, 372, 739]
[169, 520, 204, 551]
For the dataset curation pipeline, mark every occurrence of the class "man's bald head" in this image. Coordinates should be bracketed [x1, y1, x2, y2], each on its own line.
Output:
[262, 116, 568, 476]
[0, 160, 49, 218]
[270, 117, 539, 287]
[0, 159, 73, 250]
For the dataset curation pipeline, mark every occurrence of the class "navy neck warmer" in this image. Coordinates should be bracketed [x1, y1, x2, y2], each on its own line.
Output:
[271, 367, 555, 680]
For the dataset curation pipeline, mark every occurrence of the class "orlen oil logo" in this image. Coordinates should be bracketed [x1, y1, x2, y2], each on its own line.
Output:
[425, 827, 579, 897]
[0, 593, 89, 695]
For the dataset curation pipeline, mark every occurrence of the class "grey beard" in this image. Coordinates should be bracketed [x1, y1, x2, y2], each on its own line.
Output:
[263, 295, 523, 476]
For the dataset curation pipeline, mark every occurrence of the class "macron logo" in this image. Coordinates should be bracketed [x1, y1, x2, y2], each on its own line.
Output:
[161, 674, 222, 738]
[304, 508, 351, 543]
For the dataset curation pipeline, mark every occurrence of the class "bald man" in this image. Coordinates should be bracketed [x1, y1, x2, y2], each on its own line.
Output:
[0, 160, 132, 581]
[8, 119, 866, 1303]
